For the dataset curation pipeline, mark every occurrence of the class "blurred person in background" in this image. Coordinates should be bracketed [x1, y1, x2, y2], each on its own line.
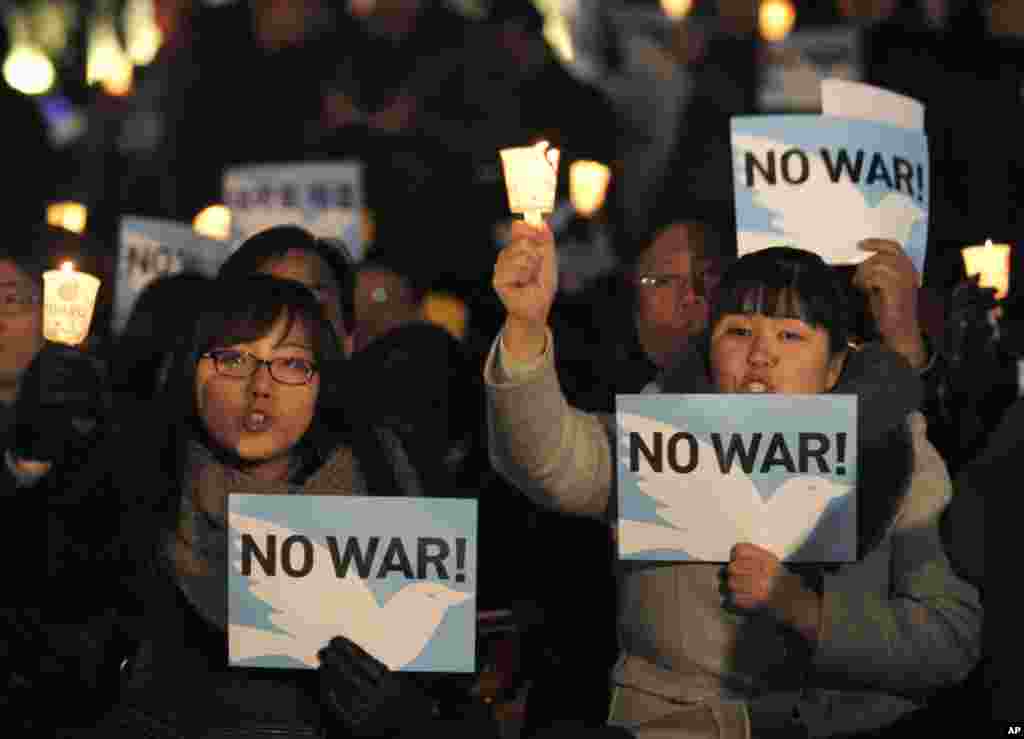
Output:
[0, 23, 60, 235]
[353, 253, 429, 354]
[218, 223, 356, 356]
[164, 0, 337, 222]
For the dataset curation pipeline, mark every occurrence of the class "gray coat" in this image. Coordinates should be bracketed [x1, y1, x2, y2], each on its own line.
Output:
[484, 331, 982, 738]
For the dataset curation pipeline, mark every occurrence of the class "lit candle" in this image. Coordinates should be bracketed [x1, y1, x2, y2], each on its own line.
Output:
[759, 0, 796, 43]
[570, 160, 612, 218]
[193, 204, 233, 241]
[42, 260, 102, 346]
[962, 239, 1012, 300]
[46, 201, 88, 234]
[499, 140, 561, 226]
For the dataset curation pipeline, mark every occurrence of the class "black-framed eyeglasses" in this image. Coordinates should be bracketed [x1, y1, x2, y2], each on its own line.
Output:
[200, 350, 319, 386]
[0, 286, 42, 315]
[638, 274, 691, 289]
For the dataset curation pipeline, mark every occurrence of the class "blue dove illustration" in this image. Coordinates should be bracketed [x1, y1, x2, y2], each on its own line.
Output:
[618, 413, 852, 561]
[734, 133, 926, 265]
[229, 513, 473, 670]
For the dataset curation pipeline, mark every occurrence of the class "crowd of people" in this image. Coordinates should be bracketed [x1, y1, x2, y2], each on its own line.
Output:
[1, 0, 1018, 737]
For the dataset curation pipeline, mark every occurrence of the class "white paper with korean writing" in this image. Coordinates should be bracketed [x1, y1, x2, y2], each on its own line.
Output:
[223, 161, 365, 262]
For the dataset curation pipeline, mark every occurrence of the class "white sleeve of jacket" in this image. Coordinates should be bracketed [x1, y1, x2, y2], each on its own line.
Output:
[484, 329, 616, 521]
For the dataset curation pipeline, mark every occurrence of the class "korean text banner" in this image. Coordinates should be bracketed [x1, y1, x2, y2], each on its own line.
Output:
[228, 495, 477, 672]
[115, 216, 230, 334]
[731, 115, 929, 276]
[223, 161, 365, 262]
[616, 394, 857, 563]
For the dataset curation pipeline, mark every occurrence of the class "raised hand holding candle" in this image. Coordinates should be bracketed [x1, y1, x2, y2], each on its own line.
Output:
[42, 261, 101, 346]
[962, 239, 1011, 300]
[500, 141, 560, 226]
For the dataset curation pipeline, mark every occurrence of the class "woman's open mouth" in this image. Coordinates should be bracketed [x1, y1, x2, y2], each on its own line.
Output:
[242, 411, 273, 432]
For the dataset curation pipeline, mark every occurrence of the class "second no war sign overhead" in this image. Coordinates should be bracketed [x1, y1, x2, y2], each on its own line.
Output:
[616, 394, 857, 564]
[731, 114, 929, 276]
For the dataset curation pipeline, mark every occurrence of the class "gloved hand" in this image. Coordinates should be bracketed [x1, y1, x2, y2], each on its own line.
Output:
[318, 635, 437, 738]
[11, 341, 109, 464]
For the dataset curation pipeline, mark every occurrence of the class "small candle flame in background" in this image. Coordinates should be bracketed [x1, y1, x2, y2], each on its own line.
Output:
[570, 160, 612, 218]
[759, 0, 796, 42]
[47, 202, 88, 234]
[193, 204, 233, 241]
[661, 0, 694, 19]
[962, 238, 1012, 301]
[61, 261, 74, 273]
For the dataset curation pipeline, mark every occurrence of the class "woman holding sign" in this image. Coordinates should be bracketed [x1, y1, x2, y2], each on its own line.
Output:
[487, 221, 981, 738]
[13, 274, 495, 737]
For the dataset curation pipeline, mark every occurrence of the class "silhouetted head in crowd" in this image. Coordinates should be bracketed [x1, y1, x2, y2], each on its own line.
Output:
[218, 225, 356, 356]
[631, 220, 731, 369]
[163, 274, 344, 483]
[0, 224, 110, 405]
[353, 252, 429, 353]
[709, 246, 852, 394]
[0, 242, 45, 406]
[114, 271, 214, 402]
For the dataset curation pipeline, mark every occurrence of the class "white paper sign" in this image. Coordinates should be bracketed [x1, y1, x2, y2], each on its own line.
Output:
[228, 495, 477, 672]
[731, 114, 929, 274]
[223, 162, 366, 261]
[617, 394, 858, 563]
[821, 78, 925, 131]
[115, 217, 230, 334]
[758, 28, 863, 112]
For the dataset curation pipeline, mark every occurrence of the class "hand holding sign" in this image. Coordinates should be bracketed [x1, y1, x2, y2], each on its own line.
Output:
[319, 635, 437, 739]
[853, 239, 927, 369]
[493, 220, 558, 361]
[725, 543, 822, 644]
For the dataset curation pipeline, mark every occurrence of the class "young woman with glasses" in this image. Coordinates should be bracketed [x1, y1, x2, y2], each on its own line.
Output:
[11, 273, 497, 737]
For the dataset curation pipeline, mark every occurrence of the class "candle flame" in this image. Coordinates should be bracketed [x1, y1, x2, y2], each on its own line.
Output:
[61, 261, 74, 273]
[985, 238, 993, 248]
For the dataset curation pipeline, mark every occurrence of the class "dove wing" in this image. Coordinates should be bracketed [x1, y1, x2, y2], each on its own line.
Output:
[617, 412, 763, 560]
[374, 583, 474, 670]
[229, 624, 321, 668]
[230, 512, 383, 657]
[758, 475, 853, 560]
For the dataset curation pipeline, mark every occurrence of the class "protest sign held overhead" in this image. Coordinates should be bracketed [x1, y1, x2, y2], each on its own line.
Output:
[731, 87, 929, 275]
[228, 495, 477, 673]
[821, 78, 924, 131]
[616, 394, 857, 563]
[223, 162, 366, 262]
[115, 217, 230, 334]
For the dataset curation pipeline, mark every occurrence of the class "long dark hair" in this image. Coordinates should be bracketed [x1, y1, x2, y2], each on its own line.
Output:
[115, 275, 400, 595]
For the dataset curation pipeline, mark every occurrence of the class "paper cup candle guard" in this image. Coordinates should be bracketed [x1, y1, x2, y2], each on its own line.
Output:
[962, 239, 1012, 301]
[500, 141, 561, 226]
[43, 262, 101, 346]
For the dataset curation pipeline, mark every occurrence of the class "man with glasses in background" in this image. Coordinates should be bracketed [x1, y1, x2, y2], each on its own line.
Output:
[631, 220, 726, 389]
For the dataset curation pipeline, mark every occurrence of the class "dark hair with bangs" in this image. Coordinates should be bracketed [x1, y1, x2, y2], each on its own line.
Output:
[710, 247, 853, 356]
[218, 224, 356, 335]
[162, 274, 345, 457]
